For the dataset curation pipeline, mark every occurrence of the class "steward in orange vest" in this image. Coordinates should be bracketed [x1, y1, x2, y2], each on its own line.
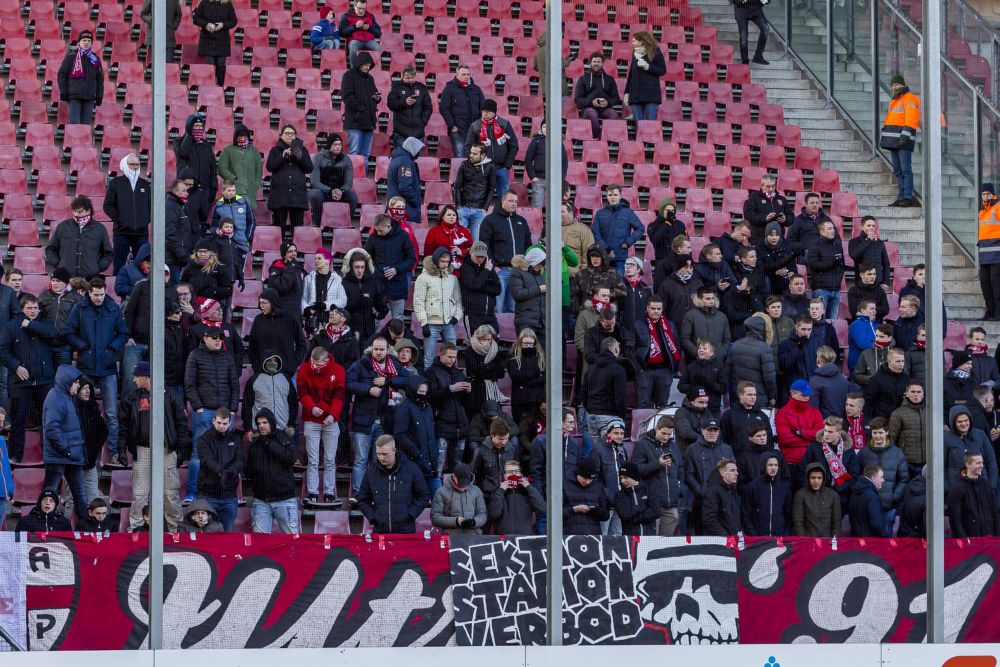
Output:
[978, 183, 1000, 319]
[880, 74, 921, 208]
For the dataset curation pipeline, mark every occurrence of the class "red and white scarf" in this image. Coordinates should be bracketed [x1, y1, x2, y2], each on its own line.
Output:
[479, 118, 508, 145]
[371, 356, 398, 378]
[326, 324, 350, 343]
[625, 275, 641, 288]
[647, 316, 683, 364]
[970, 344, 989, 355]
[846, 414, 866, 451]
[591, 298, 610, 313]
[822, 440, 851, 487]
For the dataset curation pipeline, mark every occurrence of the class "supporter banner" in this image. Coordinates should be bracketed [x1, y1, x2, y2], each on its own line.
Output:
[17, 534, 1000, 649]
[0, 533, 28, 650]
[24, 533, 454, 650]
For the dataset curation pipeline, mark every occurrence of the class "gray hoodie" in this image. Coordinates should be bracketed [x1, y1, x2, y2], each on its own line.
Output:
[727, 316, 777, 404]
[430, 476, 487, 534]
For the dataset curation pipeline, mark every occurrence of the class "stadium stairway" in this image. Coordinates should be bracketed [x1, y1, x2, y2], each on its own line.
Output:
[692, 0, 991, 340]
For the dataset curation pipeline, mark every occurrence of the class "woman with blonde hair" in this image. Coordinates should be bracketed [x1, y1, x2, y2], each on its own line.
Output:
[180, 239, 232, 304]
[624, 31, 666, 121]
[507, 328, 545, 425]
[464, 324, 507, 408]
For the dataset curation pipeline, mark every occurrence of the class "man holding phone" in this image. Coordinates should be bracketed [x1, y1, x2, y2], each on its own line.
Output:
[488, 459, 545, 534]
[629, 415, 684, 536]
[388, 65, 432, 149]
[743, 175, 793, 242]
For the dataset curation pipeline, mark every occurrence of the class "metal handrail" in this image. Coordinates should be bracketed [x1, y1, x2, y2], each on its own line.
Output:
[0, 625, 25, 651]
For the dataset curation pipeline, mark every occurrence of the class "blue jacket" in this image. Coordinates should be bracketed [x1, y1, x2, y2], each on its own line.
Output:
[62, 295, 130, 378]
[42, 365, 86, 466]
[363, 224, 415, 301]
[778, 332, 812, 386]
[346, 353, 412, 430]
[847, 315, 877, 370]
[309, 18, 340, 47]
[741, 459, 791, 536]
[114, 244, 151, 298]
[0, 315, 58, 394]
[211, 195, 256, 255]
[0, 436, 13, 502]
[529, 431, 593, 498]
[944, 405, 1000, 496]
[809, 363, 851, 418]
[392, 390, 438, 478]
[358, 454, 431, 533]
[593, 201, 644, 262]
[386, 148, 423, 223]
[848, 474, 889, 537]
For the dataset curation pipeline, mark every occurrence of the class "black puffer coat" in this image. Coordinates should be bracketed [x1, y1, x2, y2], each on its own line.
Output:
[341, 52, 379, 131]
[266, 138, 313, 210]
[192, 0, 237, 57]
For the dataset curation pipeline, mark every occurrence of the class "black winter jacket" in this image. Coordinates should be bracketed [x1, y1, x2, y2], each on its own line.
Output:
[0, 316, 57, 394]
[948, 474, 1000, 537]
[464, 117, 519, 168]
[470, 438, 524, 499]
[341, 52, 379, 131]
[703, 479, 742, 536]
[624, 48, 666, 104]
[507, 348, 546, 407]
[480, 209, 532, 267]
[458, 257, 501, 316]
[197, 427, 244, 499]
[105, 174, 152, 235]
[563, 476, 609, 535]
[57, 48, 104, 102]
[388, 79, 432, 139]
[741, 466, 791, 536]
[266, 258, 306, 322]
[45, 219, 114, 280]
[454, 158, 497, 210]
[342, 268, 386, 343]
[425, 359, 470, 438]
[393, 390, 437, 477]
[615, 481, 662, 535]
[742, 191, 793, 241]
[266, 139, 313, 210]
[174, 115, 218, 189]
[192, 0, 237, 57]
[247, 306, 306, 375]
[630, 432, 684, 509]
[181, 259, 232, 301]
[121, 384, 190, 459]
[684, 436, 735, 502]
[165, 192, 192, 266]
[863, 367, 909, 421]
[805, 236, 846, 291]
[184, 342, 240, 411]
[358, 455, 431, 533]
[438, 77, 485, 136]
[583, 350, 627, 418]
[574, 69, 622, 109]
[848, 235, 891, 288]
[245, 408, 297, 502]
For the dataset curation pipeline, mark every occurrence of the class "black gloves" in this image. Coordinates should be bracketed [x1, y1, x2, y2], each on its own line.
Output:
[422, 324, 431, 337]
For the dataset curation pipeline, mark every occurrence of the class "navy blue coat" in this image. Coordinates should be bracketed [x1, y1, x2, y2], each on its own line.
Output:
[346, 353, 412, 430]
[593, 202, 644, 262]
[358, 455, 431, 533]
[393, 393, 438, 478]
[386, 148, 423, 222]
[363, 225, 415, 302]
[741, 463, 791, 536]
[529, 432, 592, 498]
[114, 244, 151, 298]
[848, 474, 889, 537]
[438, 77, 485, 136]
[42, 366, 86, 466]
[0, 316, 58, 395]
[62, 295, 129, 378]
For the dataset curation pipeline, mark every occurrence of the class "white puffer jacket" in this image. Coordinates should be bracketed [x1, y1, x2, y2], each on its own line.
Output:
[413, 255, 463, 326]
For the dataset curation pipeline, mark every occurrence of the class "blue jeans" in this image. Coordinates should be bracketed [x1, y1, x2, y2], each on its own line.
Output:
[495, 167, 510, 201]
[187, 409, 216, 498]
[348, 39, 381, 68]
[631, 103, 659, 121]
[68, 99, 95, 124]
[890, 148, 914, 199]
[351, 421, 383, 496]
[204, 496, 238, 532]
[94, 374, 119, 455]
[497, 267, 513, 313]
[883, 508, 898, 537]
[251, 497, 300, 533]
[812, 288, 842, 320]
[347, 129, 374, 158]
[43, 464, 88, 519]
[450, 131, 466, 159]
[437, 437, 465, 475]
[459, 207, 486, 241]
[423, 323, 456, 370]
[316, 38, 341, 49]
[122, 343, 148, 398]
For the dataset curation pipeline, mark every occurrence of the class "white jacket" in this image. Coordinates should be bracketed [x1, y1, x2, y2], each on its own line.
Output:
[300, 269, 348, 312]
[413, 256, 463, 326]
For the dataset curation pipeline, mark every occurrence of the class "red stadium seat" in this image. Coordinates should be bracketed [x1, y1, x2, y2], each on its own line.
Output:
[668, 164, 696, 190]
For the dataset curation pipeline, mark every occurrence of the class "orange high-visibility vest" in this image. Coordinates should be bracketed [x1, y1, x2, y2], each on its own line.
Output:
[978, 199, 1000, 265]
[881, 91, 921, 148]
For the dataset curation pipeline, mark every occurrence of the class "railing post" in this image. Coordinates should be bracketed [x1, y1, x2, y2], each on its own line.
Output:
[994, 37, 1000, 107]
[847, 0, 856, 60]
[826, 0, 834, 99]
[785, 0, 792, 53]
[872, 0, 880, 156]
[974, 94, 982, 208]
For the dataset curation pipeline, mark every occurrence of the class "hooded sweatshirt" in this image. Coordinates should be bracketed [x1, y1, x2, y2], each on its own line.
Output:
[105, 155, 152, 235]
[791, 462, 842, 536]
[245, 408, 297, 502]
[182, 498, 224, 533]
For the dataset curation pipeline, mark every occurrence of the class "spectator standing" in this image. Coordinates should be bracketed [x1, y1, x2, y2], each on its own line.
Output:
[743, 175, 792, 242]
[593, 418, 628, 535]
[786, 192, 836, 259]
[849, 466, 889, 537]
[805, 220, 846, 319]
[141, 0, 181, 62]
[388, 65, 432, 147]
[57, 30, 104, 125]
[46, 196, 114, 280]
[191, 0, 237, 86]
[893, 295, 923, 352]
[363, 215, 414, 321]
[680, 287, 730, 361]
[342, 249, 387, 344]
[426, 343, 471, 472]
[851, 318, 890, 386]
[593, 185, 645, 274]
[852, 417, 908, 533]
[310, 305, 361, 369]
[509, 249, 547, 345]
[195, 408, 243, 531]
[183, 326, 239, 501]
[631, 416, 685, 536]
[174, 114, 217, 202]
[413, 248, 462, 369]
[791, 463, 841, 536]
[265, 243, 306, 320]
[248, 288, 306, 376]
[720, 382, 770, 455]
[674, 388, 711, 452]
[944, 405, 999, 496]
[524, 121, 567, 208]
[0, 296, 57, 464]
[308, 133, 357, 223]
[702, 459, 742, 536]
[615, 462, 662, 536]
[431, 462, 487, 534]
[38, 272, 79, 367]
[240, 351, 298, 437]
[76, 376, 107, 504]
[105, 153, 151, 275]
[358, 435, 431, 533]
[623, 32, 665, 120]
[684, 417, 735, 535]
[888, 380, 927, 478]
[489, 458, 545, 534]
[341, 52, 381, 157]
[123, 362, 188, 532]
[470, 418, 523, 507]
[464, 324, 506, 409]
[301, 247, 348, 327]
[562, 203, 596, 280]
[810, 345, 851, 418]
[453, 144, 496, 240]
[181, 241, 232, 304]
[386, 137, 424, 223]
[863, 347, 909, 421]
[245, 409, 298, 533]
[898, 465, 926, 537]
[266, 125, 313, 240]
[881, 75, 921, 207]
[310, 8, 341, 49]
[978, 184, 1000, 319]
[563, 458, 610, 535]
[574, 52, 621, 139]
[775, 380, 825, 492]
[633, 296, 682, 409]
[165, 180, 193, 280]
[572, 244, 625, 313]
[41, 365, 88, 519]
[297, 347, 346, 505]
[394, 376, 438, 492]
[728, 315, 777, 407]
[480, 191, 533, 313]
[218, 124, 264, 211]
[339, 0, 382, 68]
[847, 264, 890, 322]
[439, 65, 485, 159]
[733, 0, 770, 64]
[465, 100, 519, 199]
[758, 222, 800, 297]
[658, 261, 702, 336]
[211, 182, 255, 274]
[62, 279, 127, 461]
[508, 328, 546, 427]
[849, 216, 892, 290]
[458, 242, 500, 334]
[741, 454, 791, 536]
[947, 453, 1000, 537]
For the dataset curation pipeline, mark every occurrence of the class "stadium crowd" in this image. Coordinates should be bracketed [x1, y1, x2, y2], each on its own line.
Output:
[0, 0, 995, 540]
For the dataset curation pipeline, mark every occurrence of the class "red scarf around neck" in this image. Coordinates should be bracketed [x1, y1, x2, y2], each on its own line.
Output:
[480, 118, 507, 143]
[371, 356, 398, 378]
[647, 316, 683, 364]
[591, 298, 610, 313]
[970, 344, 989, 355]
[822, 440, 851, 487]
[326, 324, 350, 343]
[625, 275, 641, 288]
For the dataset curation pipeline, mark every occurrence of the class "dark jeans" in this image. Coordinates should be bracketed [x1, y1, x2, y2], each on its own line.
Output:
[637, 366, 673, 409]
[307, 188, 359, 226]
[203, 496, 238, 532]
[68, 99, 96, 124]
[44, 464, 88, 519]
[272, 207, 305, 237]
[581, 107, 618, 139]
[113, 233, 149, 276]
[9, 385, 51, 460]
[735, 6, 770, 62]
[980, 263, 1000, 317]
[205, 54, 227, 86]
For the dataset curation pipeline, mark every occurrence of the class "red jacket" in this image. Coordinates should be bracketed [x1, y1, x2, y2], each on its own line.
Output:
[424, 222, 473, 271]
[296, 359, 346, 424]
[775, 399, 824, 463]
